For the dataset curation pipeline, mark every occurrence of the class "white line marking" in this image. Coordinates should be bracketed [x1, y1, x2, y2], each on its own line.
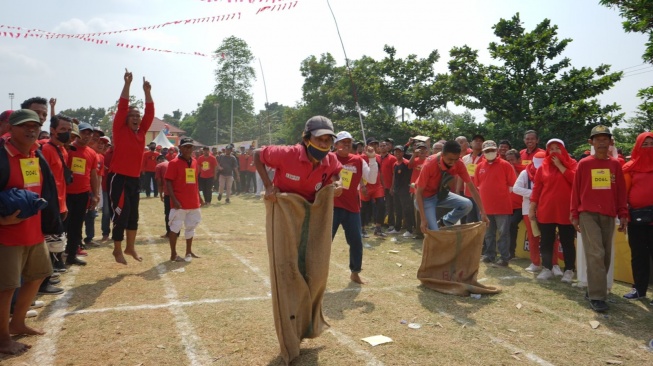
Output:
[30, 266, 80, 365]
[327, 329, 385, 366]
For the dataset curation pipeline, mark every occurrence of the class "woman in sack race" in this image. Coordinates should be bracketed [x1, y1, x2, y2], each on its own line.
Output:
[622, 132, 653, 303]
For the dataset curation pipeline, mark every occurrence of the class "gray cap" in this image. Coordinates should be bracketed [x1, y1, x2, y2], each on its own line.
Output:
[78, 122, 93, 132]
[481, 140, 497, 151]
[305, 116, 336, 138]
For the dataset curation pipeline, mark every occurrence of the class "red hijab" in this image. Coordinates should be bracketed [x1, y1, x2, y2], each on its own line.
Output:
[542, 138, 575, 174]
[623, 132, 653, 173]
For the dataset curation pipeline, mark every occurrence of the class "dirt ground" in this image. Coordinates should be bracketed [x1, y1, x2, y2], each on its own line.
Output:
[3, 193, 653, 366]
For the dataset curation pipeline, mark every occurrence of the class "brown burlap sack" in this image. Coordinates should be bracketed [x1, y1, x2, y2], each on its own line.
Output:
[265, 185, 334, 365]
[417, 222, 501, 296]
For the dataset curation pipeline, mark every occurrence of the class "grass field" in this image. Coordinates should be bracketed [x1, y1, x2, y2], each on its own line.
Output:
[3, 193, 653, 366]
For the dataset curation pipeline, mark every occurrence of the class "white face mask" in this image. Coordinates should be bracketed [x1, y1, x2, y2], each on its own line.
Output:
[484, 152, 497, 161]
[533, 157, 544, 168]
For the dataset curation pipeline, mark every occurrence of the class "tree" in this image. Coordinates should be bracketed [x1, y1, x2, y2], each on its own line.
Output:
[162, 109, 183, 127]
[445, 13, 623, 152]
[214, 36, 256, 143]
[600, 0, 653, 63]
[59, 106, 107, 128]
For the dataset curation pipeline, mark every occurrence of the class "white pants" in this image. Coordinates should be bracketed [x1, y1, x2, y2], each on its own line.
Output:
[168, 208, 202, 239]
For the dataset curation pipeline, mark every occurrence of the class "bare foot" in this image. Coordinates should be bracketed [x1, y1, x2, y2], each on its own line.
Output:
[124, 249, 143, 262]
[171, 255, 184, 262]
[9, 323, 45, 336]
[187, 252, 200, 258]
[160, 233, 168, 238]
[113, 250, 127, 265]
[350, 272, 367, 284]
[0, 339, 31, 355]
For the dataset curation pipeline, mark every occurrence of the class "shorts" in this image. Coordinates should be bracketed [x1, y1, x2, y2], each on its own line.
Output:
[169, 208, 202, 240]
[0, 242, 53, 291]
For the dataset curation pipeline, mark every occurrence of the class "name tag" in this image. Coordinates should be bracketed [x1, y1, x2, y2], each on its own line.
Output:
[185, 168, 196, 184]
[20, 158, 40, 187]
[340, 169, 353, 190]
[522, 160, 532, 166]
[591, 169, 610, 189]
[72, 157, 86, 175]
[201, 161, 209, 171]
[466, 163, 477, 177]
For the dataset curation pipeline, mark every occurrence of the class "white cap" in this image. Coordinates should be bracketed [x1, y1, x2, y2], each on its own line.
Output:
[334, 131, 353, 143]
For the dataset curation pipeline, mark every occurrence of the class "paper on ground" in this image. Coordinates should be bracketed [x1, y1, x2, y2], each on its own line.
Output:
[361, 335, 393, 346]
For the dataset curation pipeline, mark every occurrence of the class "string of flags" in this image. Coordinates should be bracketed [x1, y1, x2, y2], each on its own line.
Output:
[0, 1, 299, 57]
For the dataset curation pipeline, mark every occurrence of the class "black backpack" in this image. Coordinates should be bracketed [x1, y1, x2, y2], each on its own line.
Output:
[0, 139, 64, 235]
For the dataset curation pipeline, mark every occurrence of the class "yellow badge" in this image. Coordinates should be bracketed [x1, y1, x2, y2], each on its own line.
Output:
[340, 169, 353, 190]
[185, 168, 196, 184]
[71, 157, 86, 175]
[522, 160, 532, 165]
[591, 169, 610, 189]
[20, 158, 40, 187]
[201, 161, 209, 171]
[466, 163, 477, 177]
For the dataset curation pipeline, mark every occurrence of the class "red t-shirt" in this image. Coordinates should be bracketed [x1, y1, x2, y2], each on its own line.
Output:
[519, 148, 545, 166]
[67, 144, 98, 194]
[379, 153, 397, 189]
[625, 170, 653, 209]
[570, 156, 627, 219]
[334, 153, 363, 213]
[155, 161, 170, 196]
[416, 154, 470, 199]
[259, 144, 342, 203]
[408, 156, 426, 194]
[164, 157, 200, 209]
[511, 164, 526, 209]
[102, 148, 113, 192]
[40, 141, 68, 213]
[96, 153, 105, 177]
[109, 97, 154, 177]
[197, 154, 218, 178]
[361, 154, 384, 199]
[530, 159, 577, 225]
[474, 158, 516, 215]
[238, 153, 251, 172]
[165, 152, 176, 161]
[142, 150, 160, 173]
[0, 140, 44, 246]
[247, 153, 257, 173]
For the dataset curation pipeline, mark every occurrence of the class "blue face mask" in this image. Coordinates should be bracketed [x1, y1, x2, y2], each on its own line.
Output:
[307, 140, 330, 161]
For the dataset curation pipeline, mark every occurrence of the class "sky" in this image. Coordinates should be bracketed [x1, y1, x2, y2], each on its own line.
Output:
[1, 0, 651, 129]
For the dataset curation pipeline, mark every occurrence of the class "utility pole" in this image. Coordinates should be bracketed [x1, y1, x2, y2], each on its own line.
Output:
[8, 93, 14, 110]
[214, 102, 219, 145]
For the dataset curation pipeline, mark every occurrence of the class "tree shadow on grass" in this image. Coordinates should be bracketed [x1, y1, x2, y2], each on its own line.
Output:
[323, 282, 375, 321]
[266, 345, 326, 366]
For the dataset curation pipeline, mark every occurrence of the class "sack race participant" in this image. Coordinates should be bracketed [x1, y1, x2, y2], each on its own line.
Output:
[418, 222, 501, 296]
[254, 116, 342, 364]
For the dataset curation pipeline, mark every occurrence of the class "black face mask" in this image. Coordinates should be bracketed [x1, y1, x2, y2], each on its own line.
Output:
[57, 132, 71, 143]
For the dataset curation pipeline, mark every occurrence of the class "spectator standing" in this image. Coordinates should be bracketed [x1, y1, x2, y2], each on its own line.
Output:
[520, 130, 545, 166]
[237, 145, 252, 194]
[380, 138, 397, 232]
[460, 134, 485, 223]
[391, 145, 414, 237]
[505, 149, 525, 259]
[155, 154, 171, 238]
[141, 141, 159, 197]
[197, 146, 218, 205]
[570, 126, 627, 312]
[621, 131, 653, 304]
[529, 139, 577, 281]
[408, 142, 429, 239]
[362, 138, 386, 237]
[217, 144, 239, 204]
[100, 137, 113, 241]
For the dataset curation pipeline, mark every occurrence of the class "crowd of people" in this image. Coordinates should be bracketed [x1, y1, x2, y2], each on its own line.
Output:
[1, 70, 652, 356]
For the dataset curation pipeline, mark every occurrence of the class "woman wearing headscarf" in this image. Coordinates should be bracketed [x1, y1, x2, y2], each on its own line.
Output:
[622, 132, 653, 303]
[529, 139, 577, 282]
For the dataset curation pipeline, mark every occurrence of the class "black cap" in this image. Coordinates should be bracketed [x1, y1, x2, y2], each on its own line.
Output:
[353, 141, 364, 147]
[384, 137, 395, 145]
[179, 137, 194, 147]
[366, 137, 378, 145]
[471, 134, 485, 142]
[93, 127, 105, 136]
[393, 145, 405, 153]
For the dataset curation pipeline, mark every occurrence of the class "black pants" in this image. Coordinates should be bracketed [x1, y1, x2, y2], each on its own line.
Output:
[539, 223, 576, 271]
[372, 196, 386, 225]
[393, 189, 414, 232]
[384, 189, 395, 228]
[66, 191, 90, 260]
[141, 171, 158, 197]
[509, 208, 523, 258]
[361, 200, 373, 227]
[627, 224, 653, 296]
[163, 195, 171, 235]
[239, 171, 252, 193]
[108, 173, 140, 241]
[198, 177, 214, 203]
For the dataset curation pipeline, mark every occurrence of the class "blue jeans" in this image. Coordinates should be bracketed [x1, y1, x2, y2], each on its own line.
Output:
[101, 190, 111, 237]
[483, 214, 511, 261]
[332, 207, 363, 273]
[420, 193, 473, 231]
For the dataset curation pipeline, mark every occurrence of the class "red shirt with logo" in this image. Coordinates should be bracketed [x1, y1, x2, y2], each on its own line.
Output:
[0, 140, 44, 246]
[67, 144, 98, 194]
[40, 141, 68, 213]
[416, 154, 470, 199]
[155, 161, 170, 196]
[408, 156, 426, 194]
[519, 148, 545, 167]
[335, 153, 364, 213]
[109, 97, 154, 177]
[142, 150, 160, 173]
[197, 154, 218, 178]
[380, 153, 397, 189]
[474, 158, 516, 215]
[164, 156, 200, 209]
[570, 156, 627, 219]
[259, 144, 342, 203]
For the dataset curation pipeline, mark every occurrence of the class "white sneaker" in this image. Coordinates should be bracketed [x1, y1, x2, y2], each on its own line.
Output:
[26, 309, 38, 318]
[386, 229, 400, 234]
[561, 270, 574, 283]
[184, 254, 192, 263]
[537, 268, 553, 280]
[524, 263, 542, 273]
[30, 300, 45, 309]
[402, 231, 413, 238]
[552, 265, 564, 277]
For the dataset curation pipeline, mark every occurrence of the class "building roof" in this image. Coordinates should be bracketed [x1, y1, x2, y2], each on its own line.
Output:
[148, 117, 185, 134]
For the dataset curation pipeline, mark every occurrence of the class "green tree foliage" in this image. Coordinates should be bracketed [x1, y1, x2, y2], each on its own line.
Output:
[59, 106, 107, 131]
[600, 0, 653, 63]
[445, 13, 623, 152]
[162, 109, 183, 127]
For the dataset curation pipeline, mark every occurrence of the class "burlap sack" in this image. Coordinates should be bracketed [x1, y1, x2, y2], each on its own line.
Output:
[265, 185, 334, 365]
[417, 222, 501, 296]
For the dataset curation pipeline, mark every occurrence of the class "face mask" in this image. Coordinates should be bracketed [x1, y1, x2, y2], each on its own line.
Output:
[56, 131, 71, 143]
[484, 152, 497, 161]
[307, 140, 330, 161]
[149, 146, 156, 151]
[533, 157, 544, 168]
